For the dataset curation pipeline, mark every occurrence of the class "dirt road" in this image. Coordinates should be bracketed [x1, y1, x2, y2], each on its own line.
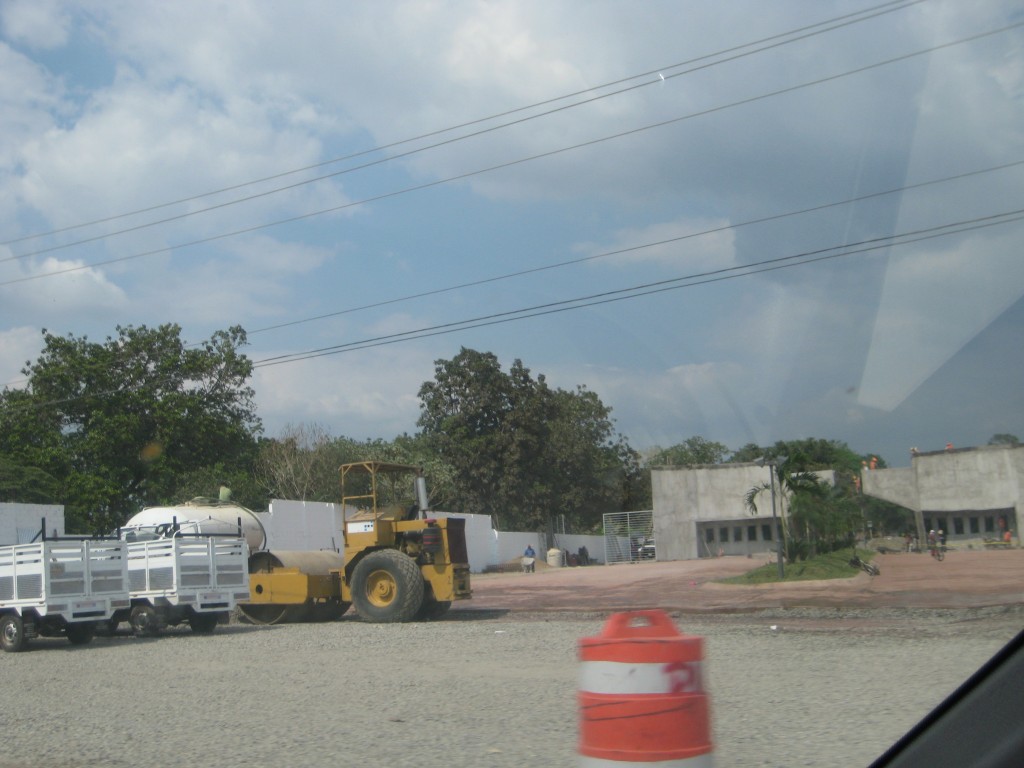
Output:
[457, 548, 1024, 614]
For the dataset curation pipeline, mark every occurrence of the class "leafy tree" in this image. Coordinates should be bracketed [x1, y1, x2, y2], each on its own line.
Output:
[0, 324, 261, 532]
[744, 452, 848, 562]
[988, 433, 1021, 447]
[648, 436, 730, 466]
[417, 348, 637, 531]
[254, 423, 345, 502]
[0, 456, 59, 503]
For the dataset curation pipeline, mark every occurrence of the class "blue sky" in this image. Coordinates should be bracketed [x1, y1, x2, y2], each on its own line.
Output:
[1, 0, 1022, 468]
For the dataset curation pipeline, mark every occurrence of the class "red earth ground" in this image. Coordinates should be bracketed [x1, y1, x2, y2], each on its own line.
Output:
[454, 548, 1024, 615]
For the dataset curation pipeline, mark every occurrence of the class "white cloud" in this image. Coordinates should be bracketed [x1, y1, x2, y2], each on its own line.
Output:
[252, 343, 438, 440]
[0, 0, 71, 50]
[17, 75, 340, 234]
[860, 227, 1024, 410]
[0, 326, 41, 388]
[0, 254, 128, 318]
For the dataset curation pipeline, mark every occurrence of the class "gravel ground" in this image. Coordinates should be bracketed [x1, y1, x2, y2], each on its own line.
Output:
[1, 606, 1020, 768]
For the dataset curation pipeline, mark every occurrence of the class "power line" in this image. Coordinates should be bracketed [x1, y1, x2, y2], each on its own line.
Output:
[242, 158, 1024, 337]
[7, 206, 1019, 411]
[5, 156, 1019, 392]
[2, 0, 925, 250]
[252, 208, 1024, 367]
[4, 18, 1017, 288]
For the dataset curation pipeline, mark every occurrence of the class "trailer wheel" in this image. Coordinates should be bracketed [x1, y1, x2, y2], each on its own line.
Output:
[66, 622, 95, 646]
[0, 614, 27, 653]
[351, 549, 425, 623]
[130, 605, 160, 637]
[188, 612, 219, 634]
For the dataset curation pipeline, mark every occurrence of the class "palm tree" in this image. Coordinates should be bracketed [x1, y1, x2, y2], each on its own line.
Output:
[745, 453, 831, 562]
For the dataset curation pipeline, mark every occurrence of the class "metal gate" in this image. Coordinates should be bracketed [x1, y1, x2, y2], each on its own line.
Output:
[602, 510, 654, 564]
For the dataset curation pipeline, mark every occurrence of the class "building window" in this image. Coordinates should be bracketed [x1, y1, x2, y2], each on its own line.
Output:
[985, 516, 995, 532]
[748, 525, 758, 541]
[953, 517, 964, 535]
[705, 527, 715, 544]
[761, 524, 773, 541]
[970, 517, 980, 534]
[719, 527, 729, 544]
[924, 517, 933, 531]
[733, 527, 743, 542]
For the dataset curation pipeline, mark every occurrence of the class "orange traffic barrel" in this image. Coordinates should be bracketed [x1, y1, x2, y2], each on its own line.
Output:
[578, 610, 713, 766]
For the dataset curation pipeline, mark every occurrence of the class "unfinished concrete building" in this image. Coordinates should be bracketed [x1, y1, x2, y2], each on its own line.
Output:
[861, 444, 1023, 545]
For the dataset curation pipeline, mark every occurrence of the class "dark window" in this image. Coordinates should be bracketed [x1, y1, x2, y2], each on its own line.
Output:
[761, 524, 773, 541]
[733, 527, 743, 542]
[719, 527, 729, 544]
[985, 516, 995, 532]
[748, 525, 758, 541]
[970, 517, 980, 534]
[954, 517, 964, 535]
[705, 527, 715, 543]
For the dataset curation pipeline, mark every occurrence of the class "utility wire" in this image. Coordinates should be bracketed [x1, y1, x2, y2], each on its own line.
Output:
[6, 206, 1021, 408]
[252, 208, 1024, 366]
[2, 0, 925, 249]
[242, 158, 1024, 337]
[3, 18, 1017, 289]
[4, 155, 1018, 391]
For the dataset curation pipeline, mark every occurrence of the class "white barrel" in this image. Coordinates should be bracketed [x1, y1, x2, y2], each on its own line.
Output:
[547, 548, 564, 568]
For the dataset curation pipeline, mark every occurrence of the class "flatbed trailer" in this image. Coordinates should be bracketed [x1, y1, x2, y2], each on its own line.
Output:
[0, 533, 130, 652]
[111, 534, 250, 636]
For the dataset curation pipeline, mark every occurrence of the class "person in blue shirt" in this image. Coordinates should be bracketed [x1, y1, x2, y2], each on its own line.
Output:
[522, 544, 536, 572]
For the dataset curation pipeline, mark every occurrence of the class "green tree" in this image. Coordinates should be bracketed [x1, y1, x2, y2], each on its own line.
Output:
[744, 453, 842, 562]
[0, 324, 261, 532]
[417, 348, 637, 531]
[648, 436, 730, 466]
[988, 433, 1021, 447]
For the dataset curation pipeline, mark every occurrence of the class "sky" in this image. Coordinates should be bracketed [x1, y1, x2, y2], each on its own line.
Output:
[1, 0, 1022, 468]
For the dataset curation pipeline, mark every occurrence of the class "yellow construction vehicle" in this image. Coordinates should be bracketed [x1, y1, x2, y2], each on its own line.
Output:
[239, 462, 471, 624]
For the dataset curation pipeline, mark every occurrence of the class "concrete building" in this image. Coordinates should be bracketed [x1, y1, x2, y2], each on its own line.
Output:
[652, 462, 784, 560]
[861, 444, 1023, 544]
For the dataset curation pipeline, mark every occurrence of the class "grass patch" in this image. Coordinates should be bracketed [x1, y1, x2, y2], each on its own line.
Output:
[718, 548, 876, 585]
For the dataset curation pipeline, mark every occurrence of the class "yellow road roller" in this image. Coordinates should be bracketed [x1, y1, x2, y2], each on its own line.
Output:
[239, 462, 471, 623]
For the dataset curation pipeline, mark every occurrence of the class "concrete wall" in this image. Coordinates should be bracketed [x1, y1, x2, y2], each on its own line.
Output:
[652, 463, 780, 560]
[861, 444, 1024, 542]
[0, 503, 65, 545]
[652, 464, 838, 560]
[260, 501, 603, 573]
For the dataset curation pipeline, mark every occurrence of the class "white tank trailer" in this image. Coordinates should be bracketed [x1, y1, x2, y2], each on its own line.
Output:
[113, 498, 258, 636]
[121, 498, 267, 551]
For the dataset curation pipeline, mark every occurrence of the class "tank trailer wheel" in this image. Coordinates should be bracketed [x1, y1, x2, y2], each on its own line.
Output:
[65, 622, 96, 646]
[351, 549, 425, 623]
[0, 614, 27, 653]
[188, 612, 219, 634]
[130, 605, 161, 638]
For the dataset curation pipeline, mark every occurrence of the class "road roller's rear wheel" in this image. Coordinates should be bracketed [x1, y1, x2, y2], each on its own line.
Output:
[351, 549, 424, 623]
